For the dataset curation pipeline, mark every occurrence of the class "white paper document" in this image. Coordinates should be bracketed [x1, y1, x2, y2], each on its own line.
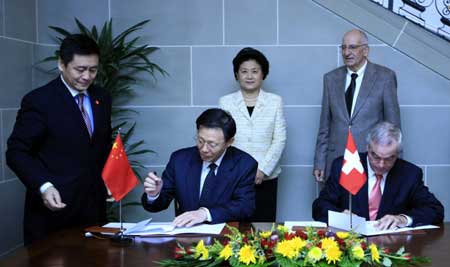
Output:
[328, 210, 439, 236]
[102, 222, 137, 231]
[284, 221, 327, 230]
[103, 219, 225, 236]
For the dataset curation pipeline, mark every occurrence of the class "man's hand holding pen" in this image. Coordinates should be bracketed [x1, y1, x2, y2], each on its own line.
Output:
[144, 172, 163, 197]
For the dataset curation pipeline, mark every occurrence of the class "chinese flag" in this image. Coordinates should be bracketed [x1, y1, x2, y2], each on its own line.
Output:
[102, 134, 139, 201]
[339, 129, 367, 195]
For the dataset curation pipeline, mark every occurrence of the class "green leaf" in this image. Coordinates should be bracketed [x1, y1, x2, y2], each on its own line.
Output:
[48, 26, 71, 37]
[91, 25, 98, 40]
[382, 256, 392, 266]
[395, 246, 405, 255]
[74, 18, 92, 37]
[127, 150, 153, 156]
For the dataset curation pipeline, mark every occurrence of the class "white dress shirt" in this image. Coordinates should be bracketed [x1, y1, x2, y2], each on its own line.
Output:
[366, 157, 412, 226]
[345, 61, 367, 117]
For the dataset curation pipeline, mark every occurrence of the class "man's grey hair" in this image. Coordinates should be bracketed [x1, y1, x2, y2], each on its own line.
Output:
[366, 121, 402, 153]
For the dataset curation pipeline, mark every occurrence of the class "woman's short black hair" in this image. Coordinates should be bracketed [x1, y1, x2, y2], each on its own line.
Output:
[232, 47, 269, 80]
[196, 108, 236, 142]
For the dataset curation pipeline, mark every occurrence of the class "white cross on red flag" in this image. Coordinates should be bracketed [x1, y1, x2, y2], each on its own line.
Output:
[339, 129, 367, 195]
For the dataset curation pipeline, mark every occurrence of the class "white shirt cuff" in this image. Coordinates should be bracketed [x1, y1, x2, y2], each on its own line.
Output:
[39, 182, 53, 194]
[200, 207, 212, 222]
[403, 214, 413, 227]
[146, 193, 160, 203]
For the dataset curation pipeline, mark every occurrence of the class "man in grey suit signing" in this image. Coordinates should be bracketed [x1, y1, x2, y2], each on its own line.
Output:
[313, 29, 401, 182]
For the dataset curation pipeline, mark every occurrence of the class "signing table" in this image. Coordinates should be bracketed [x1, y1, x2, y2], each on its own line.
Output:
[0, 222, 448, 267]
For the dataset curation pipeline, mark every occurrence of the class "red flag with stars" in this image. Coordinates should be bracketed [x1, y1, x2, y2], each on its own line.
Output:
[102, 134, 139, 201]
[339, 129, 367, 195]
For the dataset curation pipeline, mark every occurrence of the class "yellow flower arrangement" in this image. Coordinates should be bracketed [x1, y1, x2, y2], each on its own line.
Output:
[219, 244, 233, 260]
[370, 243, 381, 263]
[325, 245, 342, 264]
[307, 246, 323, 263]
[276, 225, 289, 233]
[239, 245, 257, 265]
[352, 245, 365, 260]
[321, 237, 338, 250]
[260, 230, 272, 239]
[194, 239, 209, 260]
[276, 240, 299, 259]
[158, 225, 430, 267]
[336, 231, 349, 239]
[290, 236, 306, 251]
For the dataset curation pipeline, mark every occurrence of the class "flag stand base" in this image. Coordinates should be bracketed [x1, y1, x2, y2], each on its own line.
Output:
[109, 199, 133, 244]
[110, 231, 133, 245]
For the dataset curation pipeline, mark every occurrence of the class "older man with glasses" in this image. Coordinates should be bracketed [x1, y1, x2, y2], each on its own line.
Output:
[313, 29, 401, 183]
[142, 108, 257, 227]
[312, 122, 444, 230]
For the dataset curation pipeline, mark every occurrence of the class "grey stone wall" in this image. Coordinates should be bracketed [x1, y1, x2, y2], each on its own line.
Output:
[0, 0, 35, 256]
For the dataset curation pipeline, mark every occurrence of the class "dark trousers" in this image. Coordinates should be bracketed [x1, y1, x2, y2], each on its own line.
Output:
[253, 178, 278, 222]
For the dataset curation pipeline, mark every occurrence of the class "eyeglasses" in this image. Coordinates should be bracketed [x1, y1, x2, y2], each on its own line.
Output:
[340, 44, 367, 51]
[196, 137, 224, 150]
[368, 149, 397, 163]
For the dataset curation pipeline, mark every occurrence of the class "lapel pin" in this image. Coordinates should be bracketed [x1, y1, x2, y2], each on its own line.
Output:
[95, 100, 100, 105]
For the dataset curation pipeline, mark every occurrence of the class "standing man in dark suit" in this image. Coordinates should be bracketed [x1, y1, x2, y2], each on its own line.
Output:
[6, 34, 112, 244]
[314, 29, 401, 182]
[313, 122, 444, 230]
[142, 108, 256, 227]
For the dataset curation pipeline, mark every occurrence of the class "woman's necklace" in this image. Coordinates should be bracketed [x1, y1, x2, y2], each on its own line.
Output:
[242, 91, 259, 106]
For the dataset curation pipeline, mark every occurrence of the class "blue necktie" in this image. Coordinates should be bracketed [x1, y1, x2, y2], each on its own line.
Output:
[199, 163, 217, 203]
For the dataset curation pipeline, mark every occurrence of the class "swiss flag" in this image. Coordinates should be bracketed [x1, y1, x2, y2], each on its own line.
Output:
[339, 129, 367, 195]
[102, 134, 139, 201]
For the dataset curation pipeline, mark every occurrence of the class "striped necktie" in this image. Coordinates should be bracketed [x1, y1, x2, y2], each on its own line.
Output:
[76, 93, 93, 137]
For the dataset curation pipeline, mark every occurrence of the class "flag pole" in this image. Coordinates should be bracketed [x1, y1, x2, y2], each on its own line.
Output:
[117, 129, 124, 232]
[110, 129, 133, 244]
[348, 124, 353, 230]
[119, 199, 123, 231]
[348, 126, 352, 229]
[111, 199, 132, 244]
[349, 192, 352, 229]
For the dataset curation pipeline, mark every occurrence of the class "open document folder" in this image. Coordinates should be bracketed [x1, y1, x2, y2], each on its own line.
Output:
[103, 219, 225, 236]
[328, 210, 439, 236]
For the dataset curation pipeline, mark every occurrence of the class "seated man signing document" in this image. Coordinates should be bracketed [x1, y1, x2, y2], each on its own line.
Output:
[313, 122, 444, 230]
[142, 108, 256, 227]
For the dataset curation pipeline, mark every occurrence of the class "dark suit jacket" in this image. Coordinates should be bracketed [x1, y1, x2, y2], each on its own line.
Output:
[6, 77, 112, 244]
[314, 61, 401, 177]
[312, 153, 444, 226]
[141, 146, 257, 223]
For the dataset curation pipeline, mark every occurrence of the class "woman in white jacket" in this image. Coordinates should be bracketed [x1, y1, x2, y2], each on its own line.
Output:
[219, 47, 286, 222]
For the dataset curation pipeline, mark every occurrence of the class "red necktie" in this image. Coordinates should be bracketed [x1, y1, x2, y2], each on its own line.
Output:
[368, 174, 382, 220]
[76, 94, 93, 137]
